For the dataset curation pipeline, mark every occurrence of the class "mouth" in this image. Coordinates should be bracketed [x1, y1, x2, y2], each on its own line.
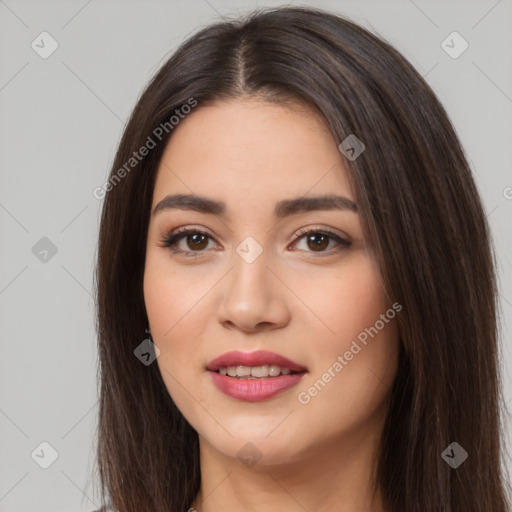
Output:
[206, 350, 308, 401]
[215, 365, 303, 379]
[206, 349, 307, 374]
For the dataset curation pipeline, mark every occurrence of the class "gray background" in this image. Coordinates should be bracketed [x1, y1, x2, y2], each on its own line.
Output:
[0, 0, 511, 510]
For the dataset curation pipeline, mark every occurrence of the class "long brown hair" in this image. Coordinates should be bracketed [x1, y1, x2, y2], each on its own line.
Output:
[93, 6, 511, 511]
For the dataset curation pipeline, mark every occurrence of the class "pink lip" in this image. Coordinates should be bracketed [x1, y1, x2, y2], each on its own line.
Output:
[206, 350, 307, 372]
[206, 350, 308, 402]
[209, 372, 306, 401]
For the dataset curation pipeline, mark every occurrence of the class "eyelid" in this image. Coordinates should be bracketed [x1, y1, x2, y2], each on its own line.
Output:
[288, 226, 351, 255]
[156, 225, 215, 253]
[291, 225, 350, 244]
[158, 224, 351, 256]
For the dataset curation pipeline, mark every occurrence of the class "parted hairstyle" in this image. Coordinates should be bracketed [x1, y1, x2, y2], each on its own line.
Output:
[93, 5, 511, 512]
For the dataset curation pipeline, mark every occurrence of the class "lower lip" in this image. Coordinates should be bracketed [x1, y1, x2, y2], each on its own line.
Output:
[208, 371, 306, 401]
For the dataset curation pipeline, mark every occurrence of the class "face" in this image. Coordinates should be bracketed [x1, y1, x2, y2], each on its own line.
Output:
[144, 97, 400, 466]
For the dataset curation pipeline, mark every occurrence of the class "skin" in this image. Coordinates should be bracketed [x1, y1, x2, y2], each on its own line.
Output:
[143, 97, 400, 512]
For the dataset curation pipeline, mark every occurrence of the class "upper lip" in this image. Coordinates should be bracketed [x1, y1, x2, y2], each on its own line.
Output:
[206, 350, 308, 372]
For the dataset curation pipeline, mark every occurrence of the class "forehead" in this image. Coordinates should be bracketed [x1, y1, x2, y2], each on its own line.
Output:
[151, 99, 355, 215]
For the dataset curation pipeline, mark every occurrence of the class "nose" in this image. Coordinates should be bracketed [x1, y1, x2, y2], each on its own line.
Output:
[217, 251, 291, 334]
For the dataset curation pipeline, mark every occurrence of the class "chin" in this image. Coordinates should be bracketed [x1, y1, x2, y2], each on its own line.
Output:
[201, 427, 312, 467]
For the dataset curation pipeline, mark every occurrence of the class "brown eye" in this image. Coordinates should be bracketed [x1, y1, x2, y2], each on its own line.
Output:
[291, 227, 351, 255]
[159, 228, 215, 255]
[185, 232, 209, 250]
[159, 226, 351, 258]
[304, 233, 330, 251]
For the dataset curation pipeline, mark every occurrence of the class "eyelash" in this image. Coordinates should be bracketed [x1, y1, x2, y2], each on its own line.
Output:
[158, 226, 351, 258]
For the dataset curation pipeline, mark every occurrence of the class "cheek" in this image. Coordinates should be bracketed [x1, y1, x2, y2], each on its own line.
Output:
[143, 249, 215, 342]
[327, 257, 399, 381]
[292, 252, 391, 343]
[143, 252, 214, 414]
[294, 255, 399, 420]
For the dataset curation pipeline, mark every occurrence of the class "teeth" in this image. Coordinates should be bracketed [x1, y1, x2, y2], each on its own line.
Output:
[268, 365, 280, 377]
[236, 365, 251, 377]
[251, 365, 269, 378]
[219, 365, 294, 378]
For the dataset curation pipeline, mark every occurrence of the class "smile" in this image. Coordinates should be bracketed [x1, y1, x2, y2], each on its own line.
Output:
[219, 364, 293, 378]
[206, 350, 308, 401]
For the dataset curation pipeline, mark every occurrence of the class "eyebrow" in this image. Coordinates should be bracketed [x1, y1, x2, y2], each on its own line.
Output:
[152, 193, 358, 218]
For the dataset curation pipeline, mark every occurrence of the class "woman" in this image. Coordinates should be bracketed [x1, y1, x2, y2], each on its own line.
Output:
[93, 5, 511, 511]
